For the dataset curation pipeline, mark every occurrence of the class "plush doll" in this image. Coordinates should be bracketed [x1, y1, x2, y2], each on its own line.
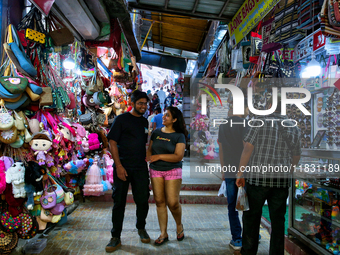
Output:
[29, 132, 53, 166]
[6, 162, 26, 198]
[25, 161, 46, 196]
[0, 160, 6, 194]
[63, 160, 86, 174]
[72, 123, 86, 148]
[88, 133, 101, 150]
[82, 137, 89, 153]
[103, 153, 114, 184]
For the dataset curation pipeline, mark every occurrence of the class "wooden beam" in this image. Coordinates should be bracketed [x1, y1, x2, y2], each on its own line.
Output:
[219, 0, 231, 17]
[159, 13, 162, 44]
[192, 0, 199, 13]
[142, 18, 207, 32]
[164, 0, 169, 9]
[128, 2, 231, 22]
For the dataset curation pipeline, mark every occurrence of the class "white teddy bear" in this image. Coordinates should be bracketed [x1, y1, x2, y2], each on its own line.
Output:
[6, 162, 26, 198]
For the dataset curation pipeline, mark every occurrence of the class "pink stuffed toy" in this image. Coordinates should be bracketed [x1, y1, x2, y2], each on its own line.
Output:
[82, 137, 89, 153]
[103, 153, 114, 184]
[0, 160, 6, 194]
[88, 133, 101, 150]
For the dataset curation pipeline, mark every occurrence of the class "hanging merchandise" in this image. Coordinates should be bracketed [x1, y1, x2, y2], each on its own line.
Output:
[320, 0, 340, 37]
[241, 41, 251, 69]
[297, 0, 321, 30]
[274, 0, 306, 45]
[47, 13, 74, 46]
[294, 29, 326, 63]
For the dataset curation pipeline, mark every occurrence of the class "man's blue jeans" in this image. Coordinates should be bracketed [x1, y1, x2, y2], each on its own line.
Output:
[225, 178, 242, 241]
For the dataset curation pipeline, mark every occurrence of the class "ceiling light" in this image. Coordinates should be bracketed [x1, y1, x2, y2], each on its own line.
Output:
[301, 54, 321, 78]
[63, 56, 75, 70]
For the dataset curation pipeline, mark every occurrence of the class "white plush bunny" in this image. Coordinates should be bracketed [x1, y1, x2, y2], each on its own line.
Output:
[6, 162, 26, 198]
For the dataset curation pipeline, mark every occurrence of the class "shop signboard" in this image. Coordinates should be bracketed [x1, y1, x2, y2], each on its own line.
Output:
[294, 29, 325, 63]
[228, 0, 280, 48]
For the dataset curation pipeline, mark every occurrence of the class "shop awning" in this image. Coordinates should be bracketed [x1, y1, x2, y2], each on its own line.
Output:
[138, 51, 187, 72]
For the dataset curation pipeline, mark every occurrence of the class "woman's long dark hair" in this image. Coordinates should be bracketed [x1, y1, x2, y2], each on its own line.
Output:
[166, 106, 188, 139]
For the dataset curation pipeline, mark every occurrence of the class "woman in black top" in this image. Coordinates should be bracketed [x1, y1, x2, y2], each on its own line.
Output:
[146, 106, 187, 246]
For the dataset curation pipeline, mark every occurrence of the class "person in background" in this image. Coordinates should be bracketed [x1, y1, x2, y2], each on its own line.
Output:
[164, 93, 175, 110]
[218, 103, 249, 251]
[106, 90, 151, 253]
[147, 106, 187, 246]
[235, 94, 301, 255]
[152, 107, 164, 130]
[148, 111, 156, 136]
[152, 94, 160, 113]
[157, 87, 166, 112]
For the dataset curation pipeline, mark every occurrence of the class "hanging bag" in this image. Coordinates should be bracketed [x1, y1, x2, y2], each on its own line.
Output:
[0, 102, 14, 131]
[48, 14, 74, 46]
[40, 182, 57, 210]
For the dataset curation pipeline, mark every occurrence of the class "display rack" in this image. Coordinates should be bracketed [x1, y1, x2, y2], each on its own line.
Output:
[288, 149, 340, 255]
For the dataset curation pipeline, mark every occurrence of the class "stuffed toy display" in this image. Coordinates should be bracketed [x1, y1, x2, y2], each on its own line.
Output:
[29, 132, 53, 166]
[6, 162, 26, 198]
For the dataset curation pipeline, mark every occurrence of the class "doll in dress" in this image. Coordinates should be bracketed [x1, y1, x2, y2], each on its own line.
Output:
[29, 132, 53, 166]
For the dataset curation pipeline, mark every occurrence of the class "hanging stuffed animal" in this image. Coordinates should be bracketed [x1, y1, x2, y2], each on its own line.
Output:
[24, 161, 46, 210]
[6, 162, 26, 198]
[29, 132, 53, 166]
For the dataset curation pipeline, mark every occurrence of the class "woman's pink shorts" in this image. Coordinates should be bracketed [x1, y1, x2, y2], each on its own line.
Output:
[149, 168, 182, 180]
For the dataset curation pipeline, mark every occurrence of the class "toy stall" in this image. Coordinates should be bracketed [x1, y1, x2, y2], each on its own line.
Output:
[0, 6, 138, 254]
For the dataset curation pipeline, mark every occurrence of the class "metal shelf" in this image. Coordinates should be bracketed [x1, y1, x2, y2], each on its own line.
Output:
[294, 176, 340, 194]
[301, 149, 340, 160]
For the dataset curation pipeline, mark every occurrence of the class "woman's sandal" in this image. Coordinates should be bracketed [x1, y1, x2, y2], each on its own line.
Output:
[154, 236, 169, 246]
[177, 224, 185, 241]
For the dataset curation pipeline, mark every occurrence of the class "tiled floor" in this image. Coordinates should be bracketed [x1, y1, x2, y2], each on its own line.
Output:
[18, 202, 271, 255]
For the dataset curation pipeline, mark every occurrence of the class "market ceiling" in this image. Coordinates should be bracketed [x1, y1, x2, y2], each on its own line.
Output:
[127, 0, 243, 22]
[127, 0, 243, 60]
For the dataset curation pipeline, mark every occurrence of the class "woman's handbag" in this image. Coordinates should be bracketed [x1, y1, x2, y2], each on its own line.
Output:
[0, 103, 14, 131]
[0, 228, 18, 254]
[50, 203, 65, 215]
[13, 111, 25, 130]
[8, 25, 37, 77]
[0, 126, 18, 144]
[39, 208, 52, 222]
[40, 185, 57, 210]
[17, 211, 38, 239]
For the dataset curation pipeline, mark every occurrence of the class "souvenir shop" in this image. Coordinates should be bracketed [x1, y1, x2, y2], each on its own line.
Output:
[190, 0, 340, 253]
[0, 3, 140, 253]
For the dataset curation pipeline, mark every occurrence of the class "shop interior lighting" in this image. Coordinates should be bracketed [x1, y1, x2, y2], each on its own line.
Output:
[174, 74, 179, 79]
[63, 55, 75, 70]
[301, 54, 321, 78]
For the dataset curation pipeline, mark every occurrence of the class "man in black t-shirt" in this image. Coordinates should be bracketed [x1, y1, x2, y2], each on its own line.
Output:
[106, 90, 150, 253]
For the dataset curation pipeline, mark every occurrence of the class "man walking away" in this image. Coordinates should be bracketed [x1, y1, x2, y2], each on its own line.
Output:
[219, 104, 248, 251]
[236, 94, 301, 255]
[157, 87, 166, 112]
[106, 90, 151, 253]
